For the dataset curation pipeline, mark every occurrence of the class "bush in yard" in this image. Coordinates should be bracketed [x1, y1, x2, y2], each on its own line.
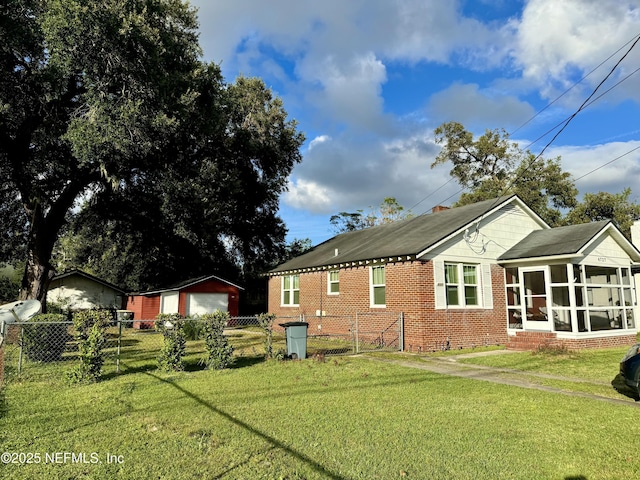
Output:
[21, 314, 69, 362]
[156, 314, 186, 372]
[183, 315, 204, 340]
[257, 313, 276, 359]
[201, 311, 233, 370]
[67, 310, 111, 383]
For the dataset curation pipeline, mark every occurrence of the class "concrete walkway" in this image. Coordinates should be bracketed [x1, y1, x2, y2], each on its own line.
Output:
[364, 350, 640, 408]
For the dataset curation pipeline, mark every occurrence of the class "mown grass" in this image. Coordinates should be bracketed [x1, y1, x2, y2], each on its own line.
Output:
[1, 347, 640, 479]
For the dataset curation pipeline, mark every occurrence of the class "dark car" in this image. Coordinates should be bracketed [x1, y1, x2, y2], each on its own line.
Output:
[620, 343, 640, 394]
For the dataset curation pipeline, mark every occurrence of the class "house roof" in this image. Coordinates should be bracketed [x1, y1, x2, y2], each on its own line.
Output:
[132, 274, 244, 296]
[50, 269, 126, 294]
[270, 195, 541, 274]
[498, 220, 640, 262]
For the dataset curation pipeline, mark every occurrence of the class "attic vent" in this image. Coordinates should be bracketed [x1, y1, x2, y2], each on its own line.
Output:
[334, 248, 339, 256]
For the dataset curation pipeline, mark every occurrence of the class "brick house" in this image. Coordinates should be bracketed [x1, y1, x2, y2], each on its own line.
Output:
[126, 274, 243, 328]
[267, 195, 640, 351]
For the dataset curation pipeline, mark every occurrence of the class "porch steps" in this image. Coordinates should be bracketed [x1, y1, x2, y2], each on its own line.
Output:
[506, 331, 558, 351]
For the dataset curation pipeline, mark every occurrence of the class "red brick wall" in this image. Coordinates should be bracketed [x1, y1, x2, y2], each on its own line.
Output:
[268, 261, 509, 351]
[507, 331, 637, 350]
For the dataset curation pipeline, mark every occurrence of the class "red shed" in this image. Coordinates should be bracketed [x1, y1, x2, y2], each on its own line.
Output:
[126, 274, 243, 328]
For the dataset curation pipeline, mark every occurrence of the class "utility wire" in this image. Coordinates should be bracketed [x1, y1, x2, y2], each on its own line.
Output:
[472, 33, 640, 222]
[421, 32, 640, 216]
[510, 32, 640, 136]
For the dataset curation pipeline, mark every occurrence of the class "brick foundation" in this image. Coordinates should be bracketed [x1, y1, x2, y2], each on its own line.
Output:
[507, 330, 637, 350]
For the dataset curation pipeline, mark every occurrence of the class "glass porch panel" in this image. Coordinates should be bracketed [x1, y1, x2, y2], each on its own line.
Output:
[523, 270, 548, 321]
[587, 287, 620, 307]
[585, 266, 619, 284]
[508, 309, 524, 329]
[506, 286, 521, 306]
[524, 270, 545, 294]
[553, 309, 572, 331]
[589, 310, 623, 330]
[577, 310, 588, 332]
[626, 309, 635, 329]
[505, 267, 519, 284]
[551, 286, 570, 307]
[550, 264, 569, 283]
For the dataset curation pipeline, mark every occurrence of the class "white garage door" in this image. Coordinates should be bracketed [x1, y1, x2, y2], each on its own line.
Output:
[186, 293, 228, 316]
[160, 291, 179, 314]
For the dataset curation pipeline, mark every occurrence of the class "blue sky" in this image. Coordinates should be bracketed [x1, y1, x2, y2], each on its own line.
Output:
[189, 0, 640, 246]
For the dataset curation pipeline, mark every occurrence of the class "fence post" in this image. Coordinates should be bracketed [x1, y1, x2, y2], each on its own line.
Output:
[355, 312, 360, 354]
[399, 312, 404, 352]
[18, 324, 24, 375]
[116, 319, 123, 374]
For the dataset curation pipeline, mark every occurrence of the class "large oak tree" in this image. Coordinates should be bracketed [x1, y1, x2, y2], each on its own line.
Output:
[432, 121, 639, 235]
[1, 1, 303, 304]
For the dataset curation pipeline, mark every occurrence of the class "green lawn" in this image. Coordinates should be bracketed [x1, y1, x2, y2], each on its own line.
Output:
[2, 338, 640, 479]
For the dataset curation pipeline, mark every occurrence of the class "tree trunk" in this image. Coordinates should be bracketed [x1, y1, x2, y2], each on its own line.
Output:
[19, 252, 54, 306]
[18, 204, 60, 310]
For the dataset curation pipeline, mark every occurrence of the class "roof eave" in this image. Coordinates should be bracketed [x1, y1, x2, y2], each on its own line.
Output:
[499, 254, 583, 264]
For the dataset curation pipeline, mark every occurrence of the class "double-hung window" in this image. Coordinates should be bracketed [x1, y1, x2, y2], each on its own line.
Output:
[328, 271, 339, 294]
[282, 274, 299, 306]
[371, 266, 386, 307]
[445, 263, 479, 307]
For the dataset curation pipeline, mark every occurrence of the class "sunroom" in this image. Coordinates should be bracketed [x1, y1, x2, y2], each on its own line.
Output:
[498, 221, 640, 339]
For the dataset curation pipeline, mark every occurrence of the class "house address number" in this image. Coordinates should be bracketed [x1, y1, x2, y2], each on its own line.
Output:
[597, 257, 607, 262]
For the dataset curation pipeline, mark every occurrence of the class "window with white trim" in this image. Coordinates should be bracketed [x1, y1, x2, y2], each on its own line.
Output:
[370, 266, 386, 307]
[445, 263, 479, 307]
[328, 270, 339, 295]
[282, 274, 299, 306]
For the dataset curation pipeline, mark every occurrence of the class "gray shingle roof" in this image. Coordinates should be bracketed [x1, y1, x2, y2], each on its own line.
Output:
[271, 196, 518, 273]
[498, 220, 611, 260]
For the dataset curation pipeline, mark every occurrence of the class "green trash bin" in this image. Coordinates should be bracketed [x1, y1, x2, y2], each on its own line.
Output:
[279, 322, 309, 359]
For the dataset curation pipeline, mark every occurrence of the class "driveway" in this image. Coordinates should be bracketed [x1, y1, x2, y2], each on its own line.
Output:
[365, 350, 640, 408]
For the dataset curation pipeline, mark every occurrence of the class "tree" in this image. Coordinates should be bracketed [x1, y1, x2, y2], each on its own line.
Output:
[563, 188, 640, 239]
[1, 1, 304, 303]
[330, 197, 411, 234]
[432, 122, 578, 225]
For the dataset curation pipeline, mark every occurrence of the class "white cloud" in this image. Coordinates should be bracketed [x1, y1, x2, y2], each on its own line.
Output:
[514, 0, 640, 103]
[283, 131, 457, 215]
[547, 141, 640, 197]
[284, 178, 332, 212]
[427, 83, 535, 131]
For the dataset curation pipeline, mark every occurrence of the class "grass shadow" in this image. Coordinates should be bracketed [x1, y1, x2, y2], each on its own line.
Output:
[611, 373, 640, 401]
[144, 370, 347, 480]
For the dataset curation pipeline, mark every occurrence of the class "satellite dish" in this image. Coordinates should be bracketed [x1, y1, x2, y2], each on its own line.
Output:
[0, 300, 42, 324]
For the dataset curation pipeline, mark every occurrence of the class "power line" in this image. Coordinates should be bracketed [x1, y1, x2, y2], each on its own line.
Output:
[423, 32, 640, 216]
[510, 32, 640, 137]
[573, 145, 640, 183]
[467, 33, 640, 223]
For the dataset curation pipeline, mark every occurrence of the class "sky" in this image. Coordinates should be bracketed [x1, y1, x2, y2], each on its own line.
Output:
[189, 0, 640, 246]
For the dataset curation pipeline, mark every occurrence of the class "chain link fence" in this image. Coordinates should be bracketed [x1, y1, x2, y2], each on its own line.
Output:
[0, 311, 403, 382]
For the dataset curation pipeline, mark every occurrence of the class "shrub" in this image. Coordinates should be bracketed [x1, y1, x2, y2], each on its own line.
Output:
[156, 314, 186, 372]
[201, 311, 233, 370]
[257, 313, 276, 359]
[22, 314, 68, 362]
[183, 316, 204, 341]
[67, 310, 111, 383]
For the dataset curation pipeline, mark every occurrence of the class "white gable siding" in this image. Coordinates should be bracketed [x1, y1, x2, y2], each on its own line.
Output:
[424, 203, 545, 263]
[580, 233, 634, 267]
